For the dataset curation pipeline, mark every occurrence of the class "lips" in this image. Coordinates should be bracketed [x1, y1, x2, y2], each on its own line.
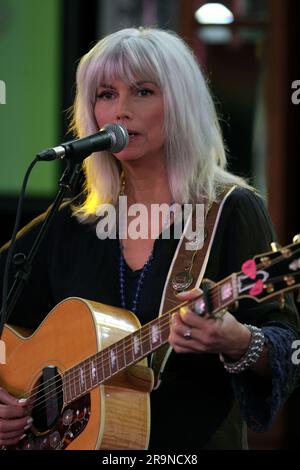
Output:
[127, 129, 140, 136]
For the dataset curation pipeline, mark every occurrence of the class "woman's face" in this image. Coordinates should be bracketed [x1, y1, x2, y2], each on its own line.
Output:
[94, 78, 165, 163]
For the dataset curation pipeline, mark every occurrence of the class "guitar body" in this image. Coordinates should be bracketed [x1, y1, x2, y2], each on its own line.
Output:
[0, 297, 153, 450]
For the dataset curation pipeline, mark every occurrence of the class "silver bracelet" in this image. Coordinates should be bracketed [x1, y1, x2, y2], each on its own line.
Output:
[219, 324, 265, 374]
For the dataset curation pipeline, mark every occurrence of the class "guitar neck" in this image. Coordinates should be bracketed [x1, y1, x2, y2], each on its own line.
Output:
[62, 274, 237, 404]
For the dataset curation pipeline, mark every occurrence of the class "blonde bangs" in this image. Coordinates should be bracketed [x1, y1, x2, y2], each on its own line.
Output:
[92, 38, 161, 91]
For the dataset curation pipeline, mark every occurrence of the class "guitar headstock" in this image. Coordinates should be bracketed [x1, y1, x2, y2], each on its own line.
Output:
[237, 234, 300, 303]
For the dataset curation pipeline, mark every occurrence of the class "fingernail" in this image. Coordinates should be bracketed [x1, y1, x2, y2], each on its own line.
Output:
[24, 417, 33, 430]
[19, 433, 27, 441]
[18, 398, 28, 404]
[175, 291, 185, 297]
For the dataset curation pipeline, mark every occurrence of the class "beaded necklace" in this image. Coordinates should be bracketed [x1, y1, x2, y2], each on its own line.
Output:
[119, 245, 154, 314]
[118, 173, 175, 314]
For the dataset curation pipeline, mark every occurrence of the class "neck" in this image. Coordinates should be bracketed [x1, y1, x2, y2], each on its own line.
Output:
[122, 160, 173, 206]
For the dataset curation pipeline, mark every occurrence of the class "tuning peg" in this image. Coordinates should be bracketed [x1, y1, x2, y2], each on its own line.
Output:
[260, 256, 271, 266]
[293, 234, 300, 244]
[271, 242, 281, 252]
[284, 275, 296, 286]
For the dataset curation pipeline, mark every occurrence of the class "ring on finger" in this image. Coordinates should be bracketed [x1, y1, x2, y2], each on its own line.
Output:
[183, 328, 192, 340]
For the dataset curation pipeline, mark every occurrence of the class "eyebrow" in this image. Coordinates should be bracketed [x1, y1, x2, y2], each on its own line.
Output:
[98, 81, 157, 89]
[98, 83, 116, 90]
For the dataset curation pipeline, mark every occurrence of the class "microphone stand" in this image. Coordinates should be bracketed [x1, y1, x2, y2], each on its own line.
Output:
[1, 159, 81, 332]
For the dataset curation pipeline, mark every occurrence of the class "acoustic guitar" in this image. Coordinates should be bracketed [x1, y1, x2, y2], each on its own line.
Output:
[0, 236, 299, 450]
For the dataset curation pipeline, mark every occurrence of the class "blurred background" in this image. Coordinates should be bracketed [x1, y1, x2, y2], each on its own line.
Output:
[0, 0, 299, 449]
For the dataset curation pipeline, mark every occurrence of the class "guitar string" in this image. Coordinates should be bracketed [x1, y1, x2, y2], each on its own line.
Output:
[18, 320, 173, 425]
[16, 254, 300, 419]
[19, 306, 182, 410]
[16, 260, 300, 413]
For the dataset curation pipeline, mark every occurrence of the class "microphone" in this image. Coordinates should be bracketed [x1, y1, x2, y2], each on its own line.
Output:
[36, 123, 129, 162]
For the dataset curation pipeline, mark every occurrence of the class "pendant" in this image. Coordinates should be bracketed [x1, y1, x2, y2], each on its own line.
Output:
[171, 271, 193, 293]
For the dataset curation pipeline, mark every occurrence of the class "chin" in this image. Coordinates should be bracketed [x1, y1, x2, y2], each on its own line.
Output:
[112, 152, 142, 162]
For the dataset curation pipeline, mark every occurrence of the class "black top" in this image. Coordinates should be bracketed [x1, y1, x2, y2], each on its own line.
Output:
[0, 187, 299, 449]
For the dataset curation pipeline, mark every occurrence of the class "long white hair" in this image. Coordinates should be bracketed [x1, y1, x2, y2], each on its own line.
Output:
[71, 27, 250, 220]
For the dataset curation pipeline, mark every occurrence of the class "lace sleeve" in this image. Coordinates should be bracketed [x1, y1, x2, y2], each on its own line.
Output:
[231, 324, 300, 432]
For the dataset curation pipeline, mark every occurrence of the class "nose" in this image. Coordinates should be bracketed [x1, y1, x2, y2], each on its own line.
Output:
[116, 95, 133, 121]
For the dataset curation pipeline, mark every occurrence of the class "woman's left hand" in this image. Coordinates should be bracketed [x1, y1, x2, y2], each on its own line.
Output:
[169, 288, 251, 360]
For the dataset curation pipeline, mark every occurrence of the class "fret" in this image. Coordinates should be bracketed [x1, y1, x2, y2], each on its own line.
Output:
[115, 340, 126, 370]
[69, 370, 77, 402]
[84, 360, 92, 391]
[79, 364, 86, 393]
[159, 314, 171, 343]
[108, 346, 118, 375]
[97, 351, 105, 383]
[150, 321, 162, 348]
[124, 335, 134, 366]
[63, 371, 72, 403]
[62, 376, 68, 403]
[74, 367, 81, 398]
[102, 349, 111, 380]
[132, 330, 142, 360]
[97, 351, 105, 382]
[141, 324, 151, 356]
[218, 276, 235, 306]
[211, 286, 219, 312]
[90, 357, 99, 387]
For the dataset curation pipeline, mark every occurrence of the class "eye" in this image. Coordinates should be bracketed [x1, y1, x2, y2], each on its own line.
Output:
[136, 88, 153, 97]
[96, 91, 115, 100]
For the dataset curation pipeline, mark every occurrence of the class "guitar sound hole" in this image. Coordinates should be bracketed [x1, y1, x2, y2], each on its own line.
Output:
[30, 366, 63, 433]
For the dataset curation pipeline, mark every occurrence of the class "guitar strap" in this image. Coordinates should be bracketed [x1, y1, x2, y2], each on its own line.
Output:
[150, 185, 236, 389]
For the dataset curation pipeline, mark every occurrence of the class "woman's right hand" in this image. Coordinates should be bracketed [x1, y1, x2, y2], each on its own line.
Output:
[0, 387, 32, 447]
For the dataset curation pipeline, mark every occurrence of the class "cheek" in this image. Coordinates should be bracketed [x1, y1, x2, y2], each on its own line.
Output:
[148, 108, 164, 133]
[94, 104, 114, 128]
[155, 109, 164, 132]
[94, 106, 101, 127]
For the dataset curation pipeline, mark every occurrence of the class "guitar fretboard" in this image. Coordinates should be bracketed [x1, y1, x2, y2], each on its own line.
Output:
[63, 274, 238, 404]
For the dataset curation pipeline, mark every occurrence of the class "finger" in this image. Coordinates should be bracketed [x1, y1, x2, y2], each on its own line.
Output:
[0, 428, 26, 440]
[175, 287, 202, 301]
[173, 345, 199, 353]
[178, 306, 209, 327]
[170, 332, 205, 353]
[0, 403, 29, 420]
[0, 415, 31, 432]
[171, 312, 207, 344]
[170, 315, 201, 348]
[0, 388, 29, 408]
[171, 311, 181, 325]
[170, 312, 191, 335]
[0, 432, 27, 447]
